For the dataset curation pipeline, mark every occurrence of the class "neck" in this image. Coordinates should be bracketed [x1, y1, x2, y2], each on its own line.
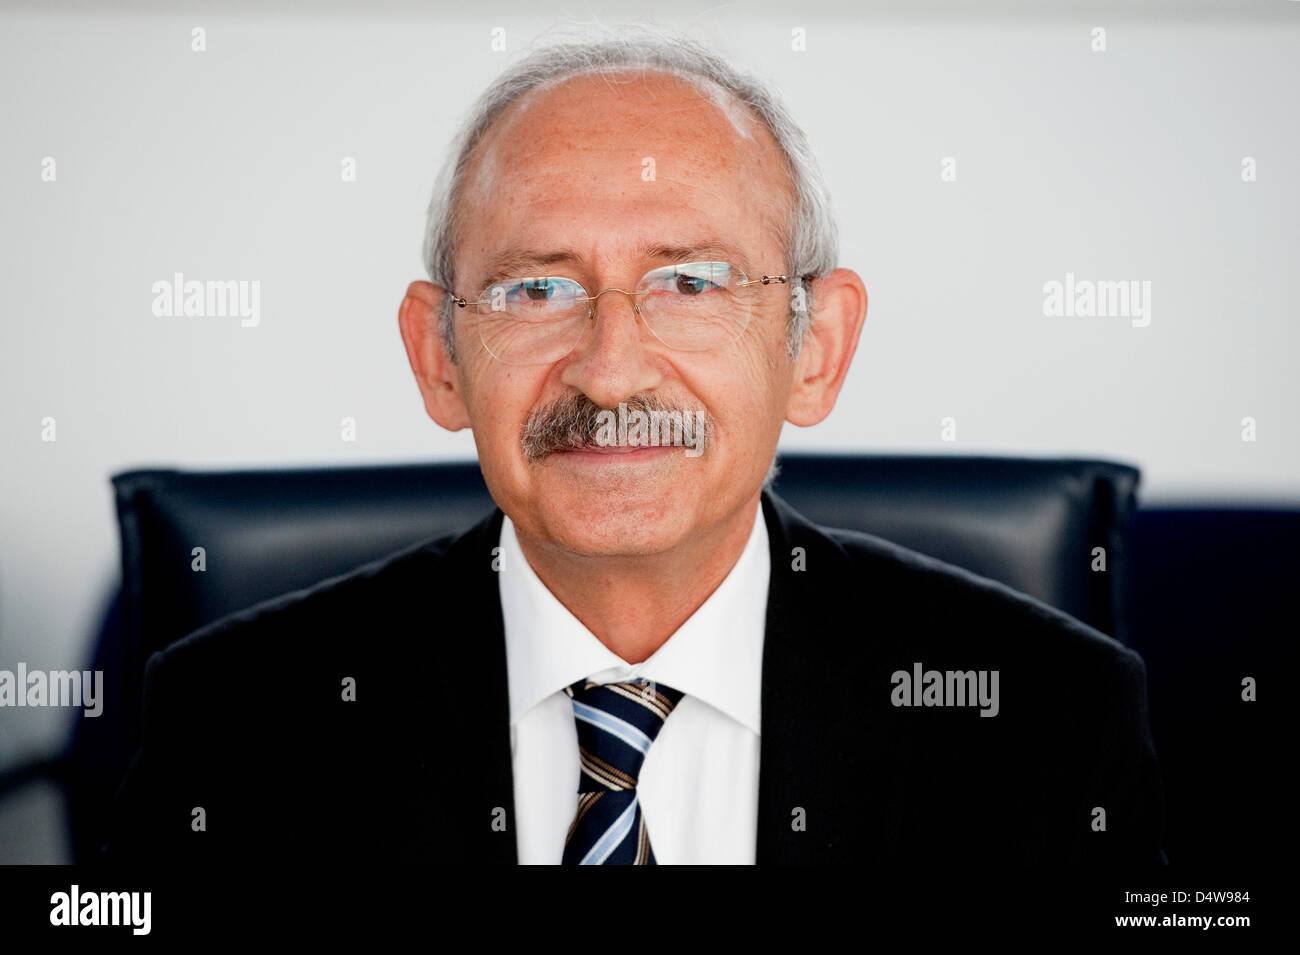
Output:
[513, 493, 763, 663]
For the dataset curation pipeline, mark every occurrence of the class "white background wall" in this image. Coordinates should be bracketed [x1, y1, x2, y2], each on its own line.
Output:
[1, 0, 1297, 839]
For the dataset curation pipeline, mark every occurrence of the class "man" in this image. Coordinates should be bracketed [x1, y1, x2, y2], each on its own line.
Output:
[108, 26, 1163, 866]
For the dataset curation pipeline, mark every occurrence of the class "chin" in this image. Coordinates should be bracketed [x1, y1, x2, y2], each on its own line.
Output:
[528, 464, 706, 556]
[548, 518, 689, 558]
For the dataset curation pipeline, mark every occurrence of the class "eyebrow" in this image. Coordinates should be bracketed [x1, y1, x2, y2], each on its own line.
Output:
[474, 239, 751, 291]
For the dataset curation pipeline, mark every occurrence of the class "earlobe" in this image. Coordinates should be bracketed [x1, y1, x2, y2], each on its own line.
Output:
[398, 280, 472, 431]
[784, 268, 868, 428]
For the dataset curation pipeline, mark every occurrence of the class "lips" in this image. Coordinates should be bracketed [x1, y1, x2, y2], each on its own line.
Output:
[558, 444, 674, 456]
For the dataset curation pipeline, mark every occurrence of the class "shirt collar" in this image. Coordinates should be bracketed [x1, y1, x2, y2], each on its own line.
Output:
[498, 502, 769, 736]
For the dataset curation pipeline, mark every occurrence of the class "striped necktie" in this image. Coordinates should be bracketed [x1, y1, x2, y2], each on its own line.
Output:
[561, 678, 685, 865]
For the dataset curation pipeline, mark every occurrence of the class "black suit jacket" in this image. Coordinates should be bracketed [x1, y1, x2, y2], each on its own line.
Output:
[105, 490, 1164, 865]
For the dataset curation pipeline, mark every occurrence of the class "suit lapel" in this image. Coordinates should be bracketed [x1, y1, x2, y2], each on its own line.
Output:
[415, 506, 518, 863]
[756, 490, 883, 864]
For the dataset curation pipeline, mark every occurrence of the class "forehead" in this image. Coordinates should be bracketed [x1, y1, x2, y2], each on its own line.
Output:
[456, 69, 792, 285]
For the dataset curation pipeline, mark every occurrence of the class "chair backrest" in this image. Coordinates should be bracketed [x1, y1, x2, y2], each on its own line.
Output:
[768, 455, 1137, 638]
[111, 453, 1137, 665]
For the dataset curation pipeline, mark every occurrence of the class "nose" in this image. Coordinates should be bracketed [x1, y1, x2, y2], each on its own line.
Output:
[558, 288, 664, 408]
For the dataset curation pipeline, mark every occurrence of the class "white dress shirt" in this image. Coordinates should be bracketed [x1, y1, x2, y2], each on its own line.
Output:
[497, 502, 769, 865]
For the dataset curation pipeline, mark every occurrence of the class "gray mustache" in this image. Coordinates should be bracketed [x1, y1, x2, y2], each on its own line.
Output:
[521, 393, 712, 463]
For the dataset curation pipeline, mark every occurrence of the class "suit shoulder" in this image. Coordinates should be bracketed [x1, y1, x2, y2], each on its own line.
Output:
[804, 519, 1141, 674]
[150, 528, 466, 682]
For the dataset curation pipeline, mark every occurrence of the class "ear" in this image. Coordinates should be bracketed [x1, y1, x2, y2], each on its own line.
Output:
[398, 280, 472, 431]
[785, 268, 868, 427]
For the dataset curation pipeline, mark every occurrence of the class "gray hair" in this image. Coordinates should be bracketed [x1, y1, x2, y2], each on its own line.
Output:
[422, 23, 840, 362]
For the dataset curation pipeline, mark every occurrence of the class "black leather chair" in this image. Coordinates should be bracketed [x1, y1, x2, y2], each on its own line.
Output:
[54, 452, 1137, 861]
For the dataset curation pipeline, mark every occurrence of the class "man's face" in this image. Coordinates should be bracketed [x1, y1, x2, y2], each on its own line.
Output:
[446, 70, 800, 557]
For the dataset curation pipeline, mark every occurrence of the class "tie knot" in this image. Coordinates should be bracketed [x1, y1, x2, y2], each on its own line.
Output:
[565, 679, 685, 792]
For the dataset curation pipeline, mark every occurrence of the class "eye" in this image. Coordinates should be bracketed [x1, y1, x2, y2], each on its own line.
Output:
[674, 273, 712, 295]
[521, 278, 554, 302]
[490, 277, 586, 315]
[651, 262, 733, 296]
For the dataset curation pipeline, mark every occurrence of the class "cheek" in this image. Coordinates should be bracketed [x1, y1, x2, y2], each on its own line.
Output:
[685, 322, 791, 436]
[731, 304, 793, 401]
[459, 361, 542, 449]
